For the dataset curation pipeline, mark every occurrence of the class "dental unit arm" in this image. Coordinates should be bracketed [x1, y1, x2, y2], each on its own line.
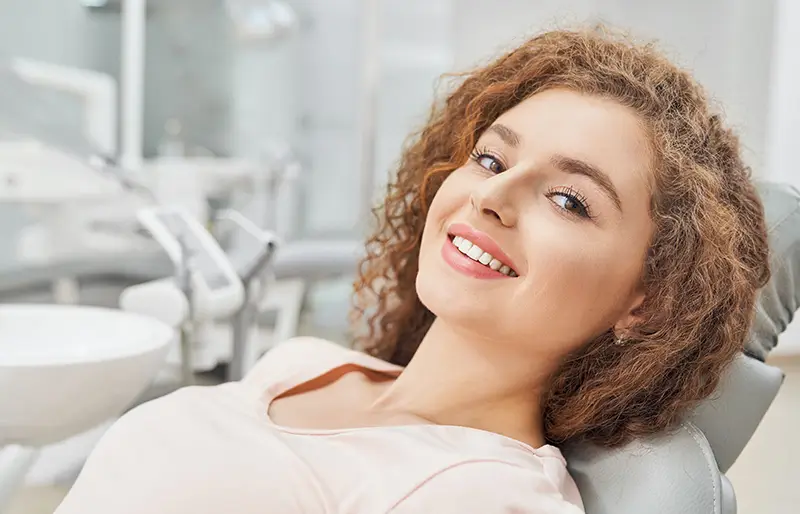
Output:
[120, 207, 245, 384]
[215, 209, 279, 381]
[119, 206, 280, 384]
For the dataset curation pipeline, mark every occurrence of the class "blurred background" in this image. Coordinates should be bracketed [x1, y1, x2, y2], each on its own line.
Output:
[0, 1, 797, 513]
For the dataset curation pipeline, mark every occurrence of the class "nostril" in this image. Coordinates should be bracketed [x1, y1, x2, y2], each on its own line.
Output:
[483, 208, 502, 222]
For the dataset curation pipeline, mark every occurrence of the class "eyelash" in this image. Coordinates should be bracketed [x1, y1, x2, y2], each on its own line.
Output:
[469, 146, 507, 173]
[469, 146, 594, 220]
[546, 185, 594, 220]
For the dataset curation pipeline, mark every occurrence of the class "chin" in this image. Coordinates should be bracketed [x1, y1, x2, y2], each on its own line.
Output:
[416, 265, 495, 329]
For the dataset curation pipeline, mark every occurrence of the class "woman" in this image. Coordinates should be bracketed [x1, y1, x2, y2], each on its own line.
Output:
[56, 28, 769, 513]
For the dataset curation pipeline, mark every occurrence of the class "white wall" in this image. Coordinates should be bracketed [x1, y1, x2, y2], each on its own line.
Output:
[373, 0, 454, 200]
[334, 0, 776, 240]
[765, 0, 800, 187]
[291, 0, 370, 235]
[452, 0, 776, 174]
[249, 0, 456, 237]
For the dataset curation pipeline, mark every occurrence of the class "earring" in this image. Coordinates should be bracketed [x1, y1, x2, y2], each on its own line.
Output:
[614, 333, 628, 346]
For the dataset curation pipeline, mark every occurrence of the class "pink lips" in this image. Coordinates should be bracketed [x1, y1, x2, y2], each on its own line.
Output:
[440, 223, 519, 279]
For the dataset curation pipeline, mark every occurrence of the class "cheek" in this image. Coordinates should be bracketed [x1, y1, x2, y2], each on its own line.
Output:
[420, 173, 469, 246]
[417, 175, 463, 308]
[428, 172, 468, 216]
[514, 222, 642, 332]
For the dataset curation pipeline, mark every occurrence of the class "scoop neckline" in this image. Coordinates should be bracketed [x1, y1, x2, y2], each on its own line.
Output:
[255, 344, 565, 462]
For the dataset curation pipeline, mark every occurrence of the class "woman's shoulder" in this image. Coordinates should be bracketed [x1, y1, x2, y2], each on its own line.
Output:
[390, 458, 584, 513]
[254, 336, 349, 368]
[242, 337, 403, 391]
[242, 337, 350, 386]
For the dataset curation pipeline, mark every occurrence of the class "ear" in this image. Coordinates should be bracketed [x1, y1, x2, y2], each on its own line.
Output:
[614, 289, 646, 335]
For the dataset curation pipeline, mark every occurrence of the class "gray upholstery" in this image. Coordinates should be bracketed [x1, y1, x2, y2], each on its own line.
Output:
[564, 356, 784, 514]
[565, 423, 722, 513]
[689, 353, 785, 473]
[747, 181, 800, 360]
[564, 181, 800, 514]
[720, 477, 736, 514]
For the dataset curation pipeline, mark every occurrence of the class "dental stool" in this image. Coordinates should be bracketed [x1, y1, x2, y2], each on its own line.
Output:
[564, 181, 800, 514]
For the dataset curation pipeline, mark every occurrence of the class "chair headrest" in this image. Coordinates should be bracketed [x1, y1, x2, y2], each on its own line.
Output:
[564, 422, 721, 514]
[563, 355, 784, 513]
[688, 354, 784, 472]
[747, 181, 800, 359]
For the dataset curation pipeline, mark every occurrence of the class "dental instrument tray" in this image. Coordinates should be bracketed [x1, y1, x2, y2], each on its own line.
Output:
[137, 206, 245, 321]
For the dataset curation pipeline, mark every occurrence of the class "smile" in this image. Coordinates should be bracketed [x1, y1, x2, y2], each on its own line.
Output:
[449, 235, 517, 277]
[440, 223, 519, 280]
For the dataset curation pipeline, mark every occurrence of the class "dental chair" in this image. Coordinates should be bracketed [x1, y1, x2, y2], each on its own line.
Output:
[564, 181, 800, 514]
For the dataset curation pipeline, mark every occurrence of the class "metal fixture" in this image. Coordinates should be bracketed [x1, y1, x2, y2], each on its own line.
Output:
[215, 209, 279, 381]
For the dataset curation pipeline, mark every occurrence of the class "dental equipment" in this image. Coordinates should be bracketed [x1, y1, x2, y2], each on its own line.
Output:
[215, 209, 279, 381]
[122, 206, 283, 384]
[7, 59, 117, 159]
[243, 141, 302, 237]
[0, 139, 135, 304]
[121, 206, 246, 384]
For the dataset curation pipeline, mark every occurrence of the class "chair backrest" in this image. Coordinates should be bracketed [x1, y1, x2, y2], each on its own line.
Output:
[562, 181, 799, 514]
[689, 354, 786, 473]
[563, 354, 784, 514]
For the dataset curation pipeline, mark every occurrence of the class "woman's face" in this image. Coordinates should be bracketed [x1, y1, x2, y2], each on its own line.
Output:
[417, 88, 654, 359]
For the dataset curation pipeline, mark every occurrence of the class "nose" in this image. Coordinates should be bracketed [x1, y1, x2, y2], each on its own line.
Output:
[470, 173, 519, 228]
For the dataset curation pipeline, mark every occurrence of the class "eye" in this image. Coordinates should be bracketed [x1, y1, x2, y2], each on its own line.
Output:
[477, 155, 504, 173]
[546, 186, 593, 219]
[470, 148, 506, 174]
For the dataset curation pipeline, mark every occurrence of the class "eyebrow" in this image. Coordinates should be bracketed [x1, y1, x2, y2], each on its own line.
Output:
[550, 154, 623, 212]
[485, 124, 521, 147]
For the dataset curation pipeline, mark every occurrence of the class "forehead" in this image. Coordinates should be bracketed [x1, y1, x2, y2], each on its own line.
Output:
[492, 88, 653, 195]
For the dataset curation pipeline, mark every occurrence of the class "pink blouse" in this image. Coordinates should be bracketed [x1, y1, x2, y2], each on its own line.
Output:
[55, 337, 584, 513]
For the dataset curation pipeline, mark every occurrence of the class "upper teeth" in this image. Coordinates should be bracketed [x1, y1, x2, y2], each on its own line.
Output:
[452, 236, 517, 277]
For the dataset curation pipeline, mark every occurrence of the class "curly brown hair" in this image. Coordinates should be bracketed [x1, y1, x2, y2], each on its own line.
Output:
[351, 28, 771, 448]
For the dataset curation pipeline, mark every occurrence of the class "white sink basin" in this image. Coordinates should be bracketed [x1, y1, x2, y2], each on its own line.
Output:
[0, 304, 174, 447]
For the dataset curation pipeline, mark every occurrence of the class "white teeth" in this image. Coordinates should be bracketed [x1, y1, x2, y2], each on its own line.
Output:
[450, 235, 517, 277]
[467, 245, 484, 260]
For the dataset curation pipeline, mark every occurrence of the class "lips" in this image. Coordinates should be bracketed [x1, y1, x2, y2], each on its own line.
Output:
[446, 223, 520, 275]
[449, 235, 517, 276]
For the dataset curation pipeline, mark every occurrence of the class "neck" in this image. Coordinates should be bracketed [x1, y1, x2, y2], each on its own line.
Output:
[372, 318, 552, 448]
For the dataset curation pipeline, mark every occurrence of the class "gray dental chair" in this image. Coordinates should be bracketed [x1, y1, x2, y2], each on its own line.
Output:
[564, 181, 800, 514]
